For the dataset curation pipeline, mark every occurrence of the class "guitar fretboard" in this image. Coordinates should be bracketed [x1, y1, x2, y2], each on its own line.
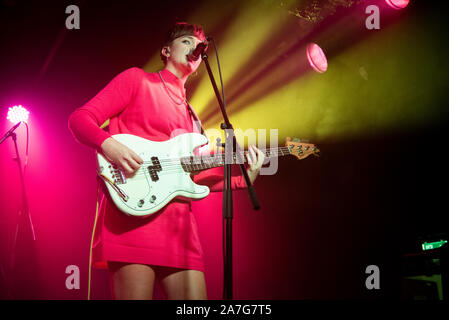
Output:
[180, 146, 292, 173]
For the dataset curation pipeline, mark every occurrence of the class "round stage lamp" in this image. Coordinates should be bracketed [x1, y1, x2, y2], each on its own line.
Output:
[7, 105, 29, 124]
[306, 43, 328, 73]
[385, 0, 410, 10]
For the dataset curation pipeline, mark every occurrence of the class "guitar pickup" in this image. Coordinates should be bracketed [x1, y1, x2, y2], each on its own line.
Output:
[148, 157, 162, 182]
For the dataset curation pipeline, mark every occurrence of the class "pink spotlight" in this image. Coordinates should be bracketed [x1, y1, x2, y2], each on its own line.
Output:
[7, 105, 29, 124]
[306, 43, 328, 73]
[385, 0, 410, 10]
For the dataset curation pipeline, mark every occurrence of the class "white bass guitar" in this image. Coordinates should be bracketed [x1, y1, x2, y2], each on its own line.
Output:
[96, 132, 319, 217]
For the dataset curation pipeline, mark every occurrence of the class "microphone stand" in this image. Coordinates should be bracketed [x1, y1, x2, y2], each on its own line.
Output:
[200, 49, 260, 300]
[0, 123, 36, 277]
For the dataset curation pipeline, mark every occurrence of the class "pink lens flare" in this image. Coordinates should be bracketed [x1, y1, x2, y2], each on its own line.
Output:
[7, 105, 30, 124]
[385, 0, 410, 10]
[306, 43, 328, 73]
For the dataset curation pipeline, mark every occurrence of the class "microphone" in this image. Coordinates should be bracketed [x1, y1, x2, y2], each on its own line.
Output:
[187, 40, 208, 62]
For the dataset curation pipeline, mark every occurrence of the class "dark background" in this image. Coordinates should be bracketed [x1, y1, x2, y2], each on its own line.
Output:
[0, 0, 448, 299]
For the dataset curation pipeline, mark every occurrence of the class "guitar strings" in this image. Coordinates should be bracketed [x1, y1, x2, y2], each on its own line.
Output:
[134, 147, 292, 169]
[136, 146, 294, 165]
[110, 146, 298, 180]
[114, 147, 292, 175]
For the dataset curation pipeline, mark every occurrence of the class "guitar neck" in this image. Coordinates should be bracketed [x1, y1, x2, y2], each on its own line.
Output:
[180, 146, 292, 173]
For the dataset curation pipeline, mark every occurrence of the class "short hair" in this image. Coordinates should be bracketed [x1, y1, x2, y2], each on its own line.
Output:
[160, 22, 206, 65]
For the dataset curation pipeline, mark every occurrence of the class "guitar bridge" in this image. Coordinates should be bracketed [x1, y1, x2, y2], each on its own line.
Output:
[111, 165, 127, 184]
[97, 170, 129, 201]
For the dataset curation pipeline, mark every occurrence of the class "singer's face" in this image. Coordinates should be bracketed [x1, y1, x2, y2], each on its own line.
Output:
[166, 35, 203, 75]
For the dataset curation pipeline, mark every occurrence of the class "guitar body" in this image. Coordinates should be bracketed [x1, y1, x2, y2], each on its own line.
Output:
[96, 133, 210, 217]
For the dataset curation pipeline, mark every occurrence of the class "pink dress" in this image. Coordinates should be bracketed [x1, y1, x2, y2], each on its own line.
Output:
[68, 68, 246, 272]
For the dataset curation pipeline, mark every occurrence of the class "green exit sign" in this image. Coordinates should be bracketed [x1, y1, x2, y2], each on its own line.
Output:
[422, 240, 448, 251]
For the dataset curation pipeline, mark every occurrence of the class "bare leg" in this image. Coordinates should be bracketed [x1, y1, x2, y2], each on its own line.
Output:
[158, 267, 207, 300]
[108, 262, 156, 300]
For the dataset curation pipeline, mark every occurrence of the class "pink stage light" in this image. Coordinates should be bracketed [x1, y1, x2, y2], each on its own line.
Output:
[385, 0, 410, 10]
[306, 43, 328, 73]
[7, 105, 29, 124]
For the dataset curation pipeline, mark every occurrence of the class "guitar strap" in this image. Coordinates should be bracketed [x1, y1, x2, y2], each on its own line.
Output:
[186, 102, 206, 137]
[185, 102, 206, 212]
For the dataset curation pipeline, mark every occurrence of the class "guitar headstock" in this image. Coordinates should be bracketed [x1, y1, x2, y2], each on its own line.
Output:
[285, 137, 320, 160]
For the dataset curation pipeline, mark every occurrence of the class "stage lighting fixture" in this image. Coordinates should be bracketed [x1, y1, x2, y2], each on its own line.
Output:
[7, 105, 29, 124]
[306, 43, 328, 73]
[385, 0, 410, 10]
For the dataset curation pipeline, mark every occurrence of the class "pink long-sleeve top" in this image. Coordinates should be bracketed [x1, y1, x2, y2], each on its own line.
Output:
[68, 67, 246, 271]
